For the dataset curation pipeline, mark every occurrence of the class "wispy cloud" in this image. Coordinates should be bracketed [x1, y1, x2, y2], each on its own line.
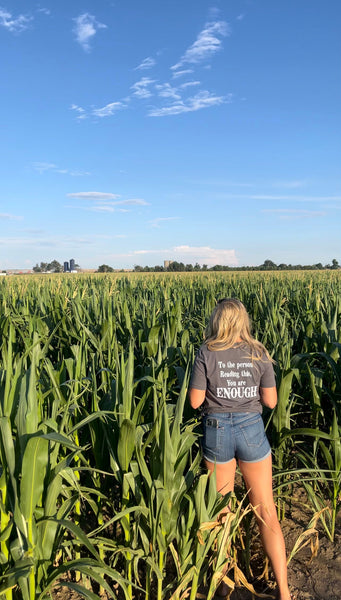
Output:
[32, 162, 90, 176]
[118, 199, 149, 206]
[262, 209, 326, 220]
[172, 69, 194, 79]
[71, 19, 232, 122]
[73, 13, 107, 52]
[93, 101, 128, 117]
[135, 57, 156, 70]
[190, 178, 309, 189]
[71, 101, 128, 120]
[222, 194, 341, 202]
[108, 245, 238, 267]
[0, 7, 32, 32]
[155, 83, 181, 100]
[66, 193, 150, 212]
[70, 104, 87, 120]
[37, 8, 51, 16]
[85, 205, 129, 213]
[236, 14, 245, 21]
[0, 234, 101, 248]
[0, 212, 23, 220]
[32, 162, 57, 173]
[67, 192, 120, 200]
[171, 20, 230, 71]
[149, 217, 179, 228]
[131, 77, 155, 98]
[180, 81, 201, 89]
[173, 245, 238, 266]
[271, 180, 308, 189]
[149, 91, 230, 117]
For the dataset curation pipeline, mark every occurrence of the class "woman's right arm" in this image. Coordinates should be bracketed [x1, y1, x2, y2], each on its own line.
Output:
[259, 386, 277, 409]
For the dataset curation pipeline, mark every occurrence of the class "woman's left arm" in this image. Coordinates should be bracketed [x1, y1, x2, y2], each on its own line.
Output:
[188, 388, 206, 409]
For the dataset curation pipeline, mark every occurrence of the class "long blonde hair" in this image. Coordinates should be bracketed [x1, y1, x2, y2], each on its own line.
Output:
[205, 298, 272, 361]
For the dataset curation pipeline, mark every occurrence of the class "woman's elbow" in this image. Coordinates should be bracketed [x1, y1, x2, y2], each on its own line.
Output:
[267, 397, 278, 409]
[188, 388, 206, 409]
[260, 387, 277, 409]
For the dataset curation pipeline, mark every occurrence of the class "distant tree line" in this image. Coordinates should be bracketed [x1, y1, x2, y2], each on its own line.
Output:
[33, 259, 340, 274]
[97, 264, 115, 272]
[131, 258, 340, 272]
[33, 260, 79, 273]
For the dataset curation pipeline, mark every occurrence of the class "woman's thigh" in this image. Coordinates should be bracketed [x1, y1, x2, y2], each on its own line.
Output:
[238, 454, 275, 508]
[205, 457, 237, 496]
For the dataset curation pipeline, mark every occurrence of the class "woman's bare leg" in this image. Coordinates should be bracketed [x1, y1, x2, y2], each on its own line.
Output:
[205, 458, 237, 496]
[238, 455, 291, 600]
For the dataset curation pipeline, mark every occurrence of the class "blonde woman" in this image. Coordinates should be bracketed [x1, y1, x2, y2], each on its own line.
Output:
[189, 298, 292, 600]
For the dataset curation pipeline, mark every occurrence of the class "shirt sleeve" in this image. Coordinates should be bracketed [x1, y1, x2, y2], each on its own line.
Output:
[189, 347, 207, 390]
[260, 356, 276, 388]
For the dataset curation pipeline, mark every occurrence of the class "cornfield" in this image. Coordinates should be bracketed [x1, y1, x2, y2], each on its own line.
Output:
[0, 271, 340, 599]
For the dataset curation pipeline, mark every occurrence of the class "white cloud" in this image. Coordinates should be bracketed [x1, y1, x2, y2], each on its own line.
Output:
[108, 245, 238, 266]
[180, 81, 201, 89]
[149, 91, 230, 117]
[37, 8, 51, 16]
[71, 101, 128, 120]
[86, 205, 117, 213]
[67, 202, 132, 213]
[33, 162, 57, 173]
[222, 194, 341, 202]
[73, 13, 107, 52]
[67, 192, 120, 200]
[0, 235, 99, 248]
[117, 199, 149, 206]
[0, 8, 32, 32]
[93, 101, 127, 117]
[131, 77, 156, 98]
[149, 217, 179, 228]
[89, 199, 149, 207]
[135, 57, 156, 70]
[70, 104, 87, 119]
[66, 195, 150, 212]
[68, 170, 91, 176]
[271, 180, 308, 189]
[172, 245, 238, 266]
[155, 83, 181, 100]
[172, 69, 194, 79]
[236, 14, 245, 21]
[0, 213, 23, 220]
[33, 162, 90, 176]
[190, 178, 309, 189]
[262, 209, 326, 219]
[171, 20, 230, 70]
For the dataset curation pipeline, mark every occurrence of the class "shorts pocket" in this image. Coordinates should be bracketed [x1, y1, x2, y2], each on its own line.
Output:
[240, 414, 266, 448]
[203, 418, 224, 453]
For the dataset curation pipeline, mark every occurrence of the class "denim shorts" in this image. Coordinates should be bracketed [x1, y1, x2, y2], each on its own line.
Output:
[202, 412, 271, 464]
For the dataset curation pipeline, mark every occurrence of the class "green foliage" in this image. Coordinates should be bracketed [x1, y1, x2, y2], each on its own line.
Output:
[0, 270, 340, 598]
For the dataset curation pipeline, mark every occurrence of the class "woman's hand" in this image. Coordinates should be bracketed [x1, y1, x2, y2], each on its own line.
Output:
[188, 388, 206, 409]
[259, 386, 277, 409]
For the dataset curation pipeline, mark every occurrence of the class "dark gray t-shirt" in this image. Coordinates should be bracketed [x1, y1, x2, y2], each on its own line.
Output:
[189, 343, 276, 414]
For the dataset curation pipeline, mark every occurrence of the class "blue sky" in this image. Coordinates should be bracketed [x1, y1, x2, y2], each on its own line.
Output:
[1, 0, 340, 269]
